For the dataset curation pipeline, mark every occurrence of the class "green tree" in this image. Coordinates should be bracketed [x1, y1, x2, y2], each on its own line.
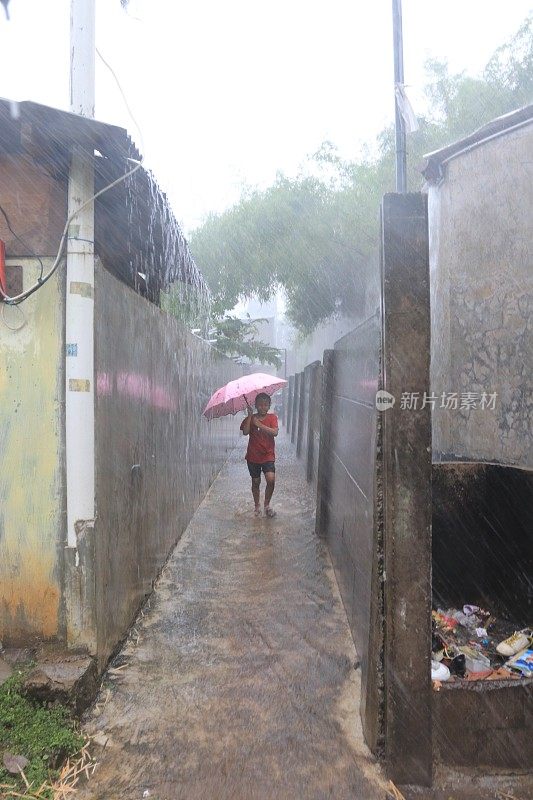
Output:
[190, 15, 532, 335]
[211, 315, 282, 369]
[161, 282, 281, 367]
[485, 15, 533, 109]
[190, 170, 379, 334]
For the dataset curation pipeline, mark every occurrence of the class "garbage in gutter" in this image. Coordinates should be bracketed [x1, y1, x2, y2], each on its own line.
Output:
[431, 606, 533, 682]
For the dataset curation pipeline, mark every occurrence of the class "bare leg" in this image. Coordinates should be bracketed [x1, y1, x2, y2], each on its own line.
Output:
[264, 472, 275, 512]
[252, 477, 261, 511]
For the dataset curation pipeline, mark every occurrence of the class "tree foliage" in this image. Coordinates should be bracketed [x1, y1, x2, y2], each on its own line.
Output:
[190, 15, 532, 335]
[190, 172, 378, 334]
[211, 315, 282, 369]
[160, 284, 281, 368]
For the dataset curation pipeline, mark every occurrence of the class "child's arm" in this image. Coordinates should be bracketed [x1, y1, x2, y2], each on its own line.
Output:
[240, 407, 254, 436]
[254, 417, 278, 437]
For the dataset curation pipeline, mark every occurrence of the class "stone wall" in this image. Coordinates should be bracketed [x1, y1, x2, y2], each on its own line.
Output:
[428, 123, 533, 467]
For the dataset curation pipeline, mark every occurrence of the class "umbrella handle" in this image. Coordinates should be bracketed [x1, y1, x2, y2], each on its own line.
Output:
[243, 394, 253, 413]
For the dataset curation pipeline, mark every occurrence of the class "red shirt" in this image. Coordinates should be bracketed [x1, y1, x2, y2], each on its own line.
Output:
[241, 413, 278, 463]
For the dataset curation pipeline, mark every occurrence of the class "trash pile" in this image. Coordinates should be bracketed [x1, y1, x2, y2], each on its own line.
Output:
[431, 605, 533, 683]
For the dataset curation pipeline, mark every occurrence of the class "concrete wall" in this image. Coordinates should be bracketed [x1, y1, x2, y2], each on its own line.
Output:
[327, 317, 382, 750]
[0, 259, 65, 644]
[299, 333, 380, 648]
[429, 124, 533, 467]
[296, 365, 310, 458]
[93, 264, 240, 664]
[312, 195, 433, 784]
[305, 362, 322, 486]
[0, 257, 240, 657]
[291, 362, 322, 487]
[380, 195, 432, 785]
[292, 161, 533, 779]
[310, 318, 383, 757]
[428, 128, 533, 773]
[433, 679, 533, 770]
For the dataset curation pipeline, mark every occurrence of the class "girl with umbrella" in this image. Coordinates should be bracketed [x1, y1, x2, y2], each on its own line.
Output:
[240, 393, 278, 517]
[203, 374, 287, 517]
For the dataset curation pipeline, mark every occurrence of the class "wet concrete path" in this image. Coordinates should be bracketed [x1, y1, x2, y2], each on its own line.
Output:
[79, 430, 387, 799]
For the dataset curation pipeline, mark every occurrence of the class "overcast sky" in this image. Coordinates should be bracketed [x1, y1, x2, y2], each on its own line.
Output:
[1, 1, 531, 232]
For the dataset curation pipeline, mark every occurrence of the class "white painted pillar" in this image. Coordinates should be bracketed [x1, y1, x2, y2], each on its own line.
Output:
[65, 152, 95, 548]
[69, 0, 95, 117]
[66, 0, 95, 549]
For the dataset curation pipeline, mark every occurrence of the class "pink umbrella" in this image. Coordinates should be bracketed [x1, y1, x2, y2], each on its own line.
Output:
[203, 372, 288, 420]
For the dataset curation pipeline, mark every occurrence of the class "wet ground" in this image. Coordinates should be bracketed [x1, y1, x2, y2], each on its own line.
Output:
[77, 429, 533, 800]
[78, 431, 387, 800]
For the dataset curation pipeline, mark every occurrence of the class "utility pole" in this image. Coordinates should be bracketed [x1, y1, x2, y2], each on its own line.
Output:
[65, 0, 96, 650]
[392, 0, 407, 193]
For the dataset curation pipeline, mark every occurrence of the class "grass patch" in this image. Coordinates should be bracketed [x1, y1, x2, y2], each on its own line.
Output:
[0, 671, 85, 798]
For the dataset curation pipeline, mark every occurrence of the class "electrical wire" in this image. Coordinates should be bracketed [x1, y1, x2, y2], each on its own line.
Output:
[0, 202, 45, 280]
[96, 46, 145, 154]
[0, 157, 142, 305]
[0, 46, 145, 307]
[1, 300, 26, 331]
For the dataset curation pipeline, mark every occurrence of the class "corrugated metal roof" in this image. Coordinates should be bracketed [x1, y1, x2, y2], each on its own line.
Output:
[0, 98, 207, 302]
[0, 98, 140, 160]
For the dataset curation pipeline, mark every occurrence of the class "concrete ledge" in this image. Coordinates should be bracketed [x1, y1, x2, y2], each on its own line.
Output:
[22, 653, 99, 716]
[433, 678, 533, 769]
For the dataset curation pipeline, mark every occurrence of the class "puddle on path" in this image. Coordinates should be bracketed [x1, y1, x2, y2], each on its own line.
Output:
[78, 433, 387, 799]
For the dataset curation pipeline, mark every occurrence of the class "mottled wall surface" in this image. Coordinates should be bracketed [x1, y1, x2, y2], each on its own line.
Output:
[380, 194, 432, 785]
[325, 316, 382, 751]
[328, 319, 380, 652]
[306, 362, 322, 487]
[0, 156, 66, 256]
[433, 679, 533, 769]
[294, 361, 321, 486]
[95, 265, 240, 664]
[0, 260, 64, 643]
[429, 125, 533, 466]
[317, 195, 433, 782]
[296, 364, 311, 458]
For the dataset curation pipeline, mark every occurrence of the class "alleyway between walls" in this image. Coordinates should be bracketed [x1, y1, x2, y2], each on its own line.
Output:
[78, 430, 387, 800]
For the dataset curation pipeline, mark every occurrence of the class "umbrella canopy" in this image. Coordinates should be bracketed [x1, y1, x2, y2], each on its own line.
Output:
[203, 373, 287, 420]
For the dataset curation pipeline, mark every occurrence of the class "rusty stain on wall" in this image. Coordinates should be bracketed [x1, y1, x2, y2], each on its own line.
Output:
[0, 259, 64, 644]
[0, 155, 67, 257]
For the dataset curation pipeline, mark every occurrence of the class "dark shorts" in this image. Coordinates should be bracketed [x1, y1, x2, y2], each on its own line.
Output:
[247, 461, 276, 479]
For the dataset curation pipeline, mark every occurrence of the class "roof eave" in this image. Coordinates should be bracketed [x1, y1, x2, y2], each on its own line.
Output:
[421, 104, 533, 185]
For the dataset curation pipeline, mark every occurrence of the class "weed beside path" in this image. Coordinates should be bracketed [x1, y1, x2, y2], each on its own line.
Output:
[0, 671, 89, 799]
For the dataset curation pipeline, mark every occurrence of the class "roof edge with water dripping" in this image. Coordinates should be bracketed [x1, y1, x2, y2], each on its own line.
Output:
[0, 97, 209, 303]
